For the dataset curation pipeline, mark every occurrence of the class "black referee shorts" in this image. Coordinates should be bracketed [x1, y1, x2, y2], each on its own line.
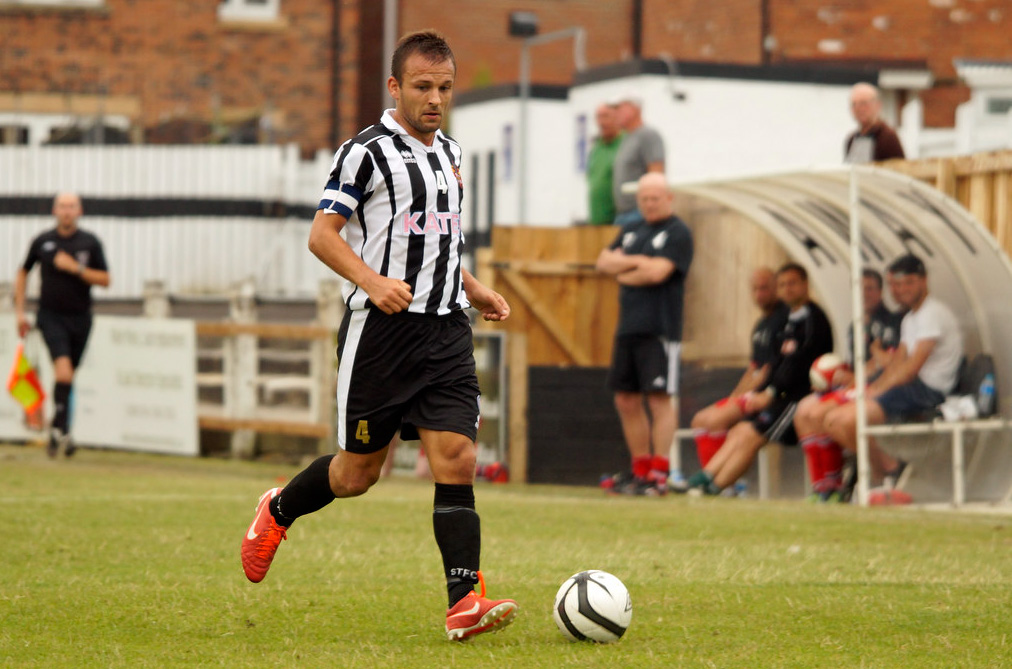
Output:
[36, 308, 93, 369]
[607, 334, 681, 395]
[748, 397, 800, 446]
[335, 308, 480, 454]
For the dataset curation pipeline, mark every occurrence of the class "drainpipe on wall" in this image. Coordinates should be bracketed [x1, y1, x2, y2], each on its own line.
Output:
[631, 0, 642, 59]
[331, 0, 341, 150]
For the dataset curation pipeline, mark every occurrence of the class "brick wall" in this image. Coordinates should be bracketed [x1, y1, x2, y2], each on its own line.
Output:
[639, 0, 1012, 127]
[3, 1, 1009, 151]
[398, 0, 633, 90]
[0, 0, 336, 153]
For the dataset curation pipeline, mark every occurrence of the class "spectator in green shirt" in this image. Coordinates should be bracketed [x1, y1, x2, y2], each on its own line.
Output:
[586, 103, 622, 225]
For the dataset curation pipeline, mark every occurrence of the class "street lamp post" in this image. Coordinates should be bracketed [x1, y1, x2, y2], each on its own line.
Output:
[510, 13, 587, 224]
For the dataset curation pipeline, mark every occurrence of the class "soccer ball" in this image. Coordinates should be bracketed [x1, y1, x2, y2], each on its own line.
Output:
[810, 353, 847, 392]
[552, 570, 632, 643]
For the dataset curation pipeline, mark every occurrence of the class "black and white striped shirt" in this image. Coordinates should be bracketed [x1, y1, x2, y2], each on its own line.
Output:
[318, 109, 468, 315]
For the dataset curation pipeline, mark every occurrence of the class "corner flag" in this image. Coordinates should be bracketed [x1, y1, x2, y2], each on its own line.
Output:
[7, 341, 45, 414]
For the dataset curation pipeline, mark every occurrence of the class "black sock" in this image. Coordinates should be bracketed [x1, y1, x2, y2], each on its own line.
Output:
[270, 454, 336, 527]
[432, 483, 480, 608]
[52, 382, 71, 434]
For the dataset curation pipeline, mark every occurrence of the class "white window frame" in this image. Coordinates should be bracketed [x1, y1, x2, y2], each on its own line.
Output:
[217, 0, 280, 22]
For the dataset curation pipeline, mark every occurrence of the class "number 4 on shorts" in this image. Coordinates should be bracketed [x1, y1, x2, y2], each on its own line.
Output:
[355, 420, 370, 444]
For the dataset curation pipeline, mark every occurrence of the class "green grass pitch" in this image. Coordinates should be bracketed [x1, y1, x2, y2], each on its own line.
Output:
[3, 444, 1012, 668]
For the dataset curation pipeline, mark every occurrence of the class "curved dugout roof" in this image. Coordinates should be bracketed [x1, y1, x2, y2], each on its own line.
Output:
[672, 166, 1012, 416]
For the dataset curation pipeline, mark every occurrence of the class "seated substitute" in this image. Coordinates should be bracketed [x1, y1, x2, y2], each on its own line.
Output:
[685, 267, 787, 470]
[793, 268, 902, 501]
[822, 254, 963, 485]
[679, 262, 834, 495]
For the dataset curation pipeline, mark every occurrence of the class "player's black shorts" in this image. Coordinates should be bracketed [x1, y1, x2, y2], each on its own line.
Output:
[748, 396, 799, 446]
[607, 334, 681, 395]
[335, 307, 480, 454]
[35, 308, 93, 368]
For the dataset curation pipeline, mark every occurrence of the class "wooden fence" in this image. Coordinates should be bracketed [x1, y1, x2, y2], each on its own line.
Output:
[884, 149, 1012, 260]
[479, 219, 788, 369]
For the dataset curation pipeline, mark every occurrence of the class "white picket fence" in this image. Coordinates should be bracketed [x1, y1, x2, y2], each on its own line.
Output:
[0, 144, 357, 298]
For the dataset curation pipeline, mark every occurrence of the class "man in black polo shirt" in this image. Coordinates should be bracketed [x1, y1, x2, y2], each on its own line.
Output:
[14, 192, 110, 457]
[596, 172, 693, 495]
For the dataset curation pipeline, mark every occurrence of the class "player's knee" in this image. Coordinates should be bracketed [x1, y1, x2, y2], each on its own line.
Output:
[614, 392, 640, 414]
[690, 409, 709, 430]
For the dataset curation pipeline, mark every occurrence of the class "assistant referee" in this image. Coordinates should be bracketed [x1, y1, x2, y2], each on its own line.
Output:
[15, 192, 110, 457]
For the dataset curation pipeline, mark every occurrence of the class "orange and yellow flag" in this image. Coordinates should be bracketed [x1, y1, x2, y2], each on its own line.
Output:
[7, 342, 45, 414]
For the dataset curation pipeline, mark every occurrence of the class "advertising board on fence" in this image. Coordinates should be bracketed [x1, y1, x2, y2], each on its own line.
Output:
[0, 315, 198, 455]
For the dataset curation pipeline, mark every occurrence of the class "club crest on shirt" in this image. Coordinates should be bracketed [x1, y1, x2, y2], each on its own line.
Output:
[42, 241, 56, 252]
[651, 230, 668, 249]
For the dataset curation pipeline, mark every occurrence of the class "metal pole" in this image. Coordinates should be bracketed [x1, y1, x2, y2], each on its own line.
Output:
[849, 166, 870, 506]
[518, 40, 531, 224]
[515, 27, 586, 225]
[382, 0, 397, 106]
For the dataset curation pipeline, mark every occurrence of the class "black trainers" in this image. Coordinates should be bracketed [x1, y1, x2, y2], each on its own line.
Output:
[46, 433, 59, 459]
[883, 460, 909, 490]
[601, 470, 634, 494]
[63, 436, 76, 458]
[838, 455, 857, 503]
[673, 470, 710, 494]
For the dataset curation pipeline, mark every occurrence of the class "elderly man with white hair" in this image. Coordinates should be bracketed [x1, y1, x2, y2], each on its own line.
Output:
[845, 82, 905, 163]
[596, 173, 693, 495]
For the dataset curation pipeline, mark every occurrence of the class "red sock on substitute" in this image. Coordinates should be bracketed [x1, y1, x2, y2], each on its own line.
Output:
[818, 438, 844, 491]
[649, 455, 669, 483]
[696, 431, 726, 467]
[632, 455, 652, 479]
[800, 435, 825, 491]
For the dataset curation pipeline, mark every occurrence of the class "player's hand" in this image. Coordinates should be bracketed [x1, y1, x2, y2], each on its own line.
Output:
[53, 250, 79, 274]
[364, 275, 413, 314]
[743, 389, 772, 413]
[16, 315, 30, 339]
[468, 286, 510, 322]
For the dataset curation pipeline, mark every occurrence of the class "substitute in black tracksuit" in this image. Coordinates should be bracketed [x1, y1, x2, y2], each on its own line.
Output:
[682, 262, 833, 494]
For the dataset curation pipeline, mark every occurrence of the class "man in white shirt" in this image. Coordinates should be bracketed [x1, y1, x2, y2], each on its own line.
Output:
[824, 254, 963, 480]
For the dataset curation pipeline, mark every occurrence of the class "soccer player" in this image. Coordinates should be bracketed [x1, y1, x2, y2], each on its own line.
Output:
[14, 192, 110, 458]
[683, 267, 788, 472]
[596, 172, 693, 495]
[823, 254, 963, 488]
[793, 268, 901, 502]
[681, 263, 834, 495]
[240, 31, 517, 642]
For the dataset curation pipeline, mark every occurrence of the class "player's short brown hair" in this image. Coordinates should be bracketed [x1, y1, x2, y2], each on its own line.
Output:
[777, 262, 808, 282]
[391, 31, 456, 83]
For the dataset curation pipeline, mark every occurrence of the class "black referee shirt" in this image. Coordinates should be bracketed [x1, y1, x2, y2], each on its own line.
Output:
[22, 228, 108, 315]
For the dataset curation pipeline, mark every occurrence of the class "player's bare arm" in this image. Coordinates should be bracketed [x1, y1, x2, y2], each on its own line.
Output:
[308, 209, 412, 314]
[595, 247, 638, 276]
[869, 338, 936, 397]
[461, 268, 510, 322]
[13, 268, 30, 337]
[615, 255, 676, 286]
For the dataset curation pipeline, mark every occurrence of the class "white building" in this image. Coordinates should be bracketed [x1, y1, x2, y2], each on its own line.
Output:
[450, 59, 1012, 228]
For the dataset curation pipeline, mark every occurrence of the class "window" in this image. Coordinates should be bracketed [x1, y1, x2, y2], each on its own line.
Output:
[986, 97, 1012, 116]
[217, 0, 279, 22]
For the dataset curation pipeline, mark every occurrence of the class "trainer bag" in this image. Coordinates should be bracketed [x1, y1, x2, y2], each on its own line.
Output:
[7, 337, 46, 420]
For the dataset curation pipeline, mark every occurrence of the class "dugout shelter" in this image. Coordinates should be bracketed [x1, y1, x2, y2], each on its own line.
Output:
[671, 165, 1012, 506]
